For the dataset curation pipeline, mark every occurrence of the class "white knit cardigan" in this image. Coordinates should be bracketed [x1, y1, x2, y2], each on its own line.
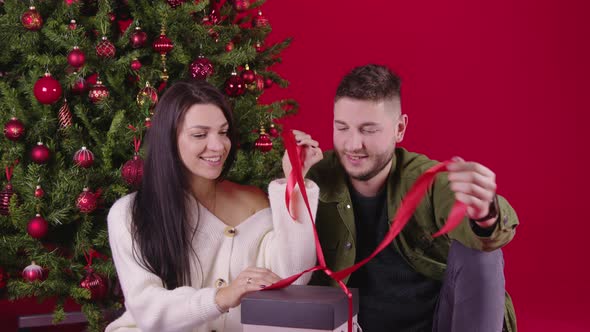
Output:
[106, 179, 319, 332]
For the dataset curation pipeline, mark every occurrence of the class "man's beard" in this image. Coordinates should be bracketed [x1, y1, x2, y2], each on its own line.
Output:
[337, 148, 395, 181]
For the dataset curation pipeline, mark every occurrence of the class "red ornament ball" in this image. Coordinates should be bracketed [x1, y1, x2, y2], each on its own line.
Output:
[4, 118, 25, 141]
[225, 41, 234, 52]
[22, 262, 44, 282]
[255, 41, 264, 53]
[80, 269, 108, 300]
[144, 117, 152, 128]
[240, 68, 255, 84]
[255, 129, 273, 153]
[0, 184, 14, 216]
[166, 0, 186, 8]
[88, 80, 109, 103]
[264, 77, 274, 88]
[71, 75, 88, 95]
[136, 83, 158, 109]
[269, 123, 279, 138]
[67, 46, 86, 68]
[121, 155, 144, 187]
[129, 27, 147, 48]
[76, 188, 97, 213]
[34, 73, 62, 104]
[27, 214, 48, 239]
[224, 73, 246, 97]
[96, 37, 116, 58]
[189, 56, 214, 80]
[34, 185, 45, 198]
[68, 19, 77, 30]
[31, 142, 51, 164]
[131, 59, 142, 71]
[73, 146, 94, 168]
[21, 6, 43, 31]
[152, 33, 174, 55]
[233, 0, 250, 12]
[86, 73, 98, 86]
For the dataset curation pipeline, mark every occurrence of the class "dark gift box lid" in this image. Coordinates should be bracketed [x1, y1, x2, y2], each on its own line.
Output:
[241, 285, 359, 329]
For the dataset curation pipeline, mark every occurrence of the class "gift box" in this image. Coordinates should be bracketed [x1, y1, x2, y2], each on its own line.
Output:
[241, 285, 359, 332]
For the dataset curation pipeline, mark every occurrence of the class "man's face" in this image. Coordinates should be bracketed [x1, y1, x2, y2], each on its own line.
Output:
[333, 97, 407, 181]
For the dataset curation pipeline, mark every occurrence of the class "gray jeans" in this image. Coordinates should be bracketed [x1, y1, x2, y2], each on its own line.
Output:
[432, 240, 506, 332]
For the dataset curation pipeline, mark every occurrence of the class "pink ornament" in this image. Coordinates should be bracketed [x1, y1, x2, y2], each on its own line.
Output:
[22, 262, 44, 282]
[224, 73, 246, 97]
[27, 214, 48, 239]
[121, 155, 144, 187]
[131, 59, 142, 71]
[189, 56, 214, 80]
[129, 27, 147, 48]
[96, 37, 116, 58]
[4, 118, 25, 141]
[34, 72, 62, 104]
[76, 188, 97, 213]
[67, 46, 86, 68]
[31, 142, 51, 164]
[73, 146, 94, 168]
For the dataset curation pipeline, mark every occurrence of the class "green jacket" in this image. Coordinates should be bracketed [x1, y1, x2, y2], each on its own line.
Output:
[307, 148, 519, 332]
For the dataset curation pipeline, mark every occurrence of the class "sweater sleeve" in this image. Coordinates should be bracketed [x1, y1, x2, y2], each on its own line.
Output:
[107, 195, 222, 332]
[257, 179, 319, 285]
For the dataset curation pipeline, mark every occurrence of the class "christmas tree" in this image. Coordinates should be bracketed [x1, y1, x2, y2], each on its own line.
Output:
[0, 0, 296, 330]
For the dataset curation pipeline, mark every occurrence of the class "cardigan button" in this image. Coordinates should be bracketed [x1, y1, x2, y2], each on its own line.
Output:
[344, 242, 353, 249]
[224, 226, 237, 237]
[215, 278, 227, 288]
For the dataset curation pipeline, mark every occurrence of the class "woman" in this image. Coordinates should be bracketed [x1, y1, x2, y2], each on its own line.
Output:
[106, 80, 322, 332]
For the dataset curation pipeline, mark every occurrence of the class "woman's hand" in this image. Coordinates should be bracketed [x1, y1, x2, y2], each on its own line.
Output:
[282, 130, 323, 179]
[214, 267, 281, 311]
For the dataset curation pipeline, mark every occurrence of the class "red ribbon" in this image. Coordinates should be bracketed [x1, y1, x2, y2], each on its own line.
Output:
[264, 130, 468, 332]
[127, 125, 142, 154]
[83, 248, 107, 271]
[133, 136, 141, 153]
[4, 160, 19, 182]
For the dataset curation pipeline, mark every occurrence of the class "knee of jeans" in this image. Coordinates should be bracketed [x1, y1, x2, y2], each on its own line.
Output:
[449, 241, 505, 278]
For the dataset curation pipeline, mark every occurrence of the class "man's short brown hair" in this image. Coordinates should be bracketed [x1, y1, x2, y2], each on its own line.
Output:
[335, 64, 401, 102]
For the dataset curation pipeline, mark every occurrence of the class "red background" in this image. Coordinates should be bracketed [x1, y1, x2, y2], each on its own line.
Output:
[2, 0, 588, 331]
[261, 0, 589, 331]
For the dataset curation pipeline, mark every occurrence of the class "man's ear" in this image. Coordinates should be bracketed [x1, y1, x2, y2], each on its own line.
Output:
[396, 114, 408, 143]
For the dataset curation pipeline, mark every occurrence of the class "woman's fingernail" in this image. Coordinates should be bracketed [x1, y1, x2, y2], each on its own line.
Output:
[259, 285, 266, 289]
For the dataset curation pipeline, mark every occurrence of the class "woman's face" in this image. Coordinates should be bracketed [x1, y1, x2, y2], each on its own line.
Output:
[177, 103, 231, 182]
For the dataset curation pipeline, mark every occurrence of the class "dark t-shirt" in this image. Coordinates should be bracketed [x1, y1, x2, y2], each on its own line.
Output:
[348, 185, 441, 332]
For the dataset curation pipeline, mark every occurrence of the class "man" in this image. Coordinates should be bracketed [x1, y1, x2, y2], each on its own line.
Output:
[302, 64, 519, 332]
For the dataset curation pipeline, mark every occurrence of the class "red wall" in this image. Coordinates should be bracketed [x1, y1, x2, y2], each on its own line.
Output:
[262, 0, 589, 331]
[3, 1, 588, 331]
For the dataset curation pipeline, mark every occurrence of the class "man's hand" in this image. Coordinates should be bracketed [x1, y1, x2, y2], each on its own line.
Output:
[446, 157, 498, 228]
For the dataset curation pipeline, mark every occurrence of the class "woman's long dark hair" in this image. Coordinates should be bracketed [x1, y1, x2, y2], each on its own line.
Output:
[131, 80, 238, 289]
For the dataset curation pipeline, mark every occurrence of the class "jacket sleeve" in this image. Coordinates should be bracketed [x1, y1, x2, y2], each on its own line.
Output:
[431, 174, 519, 252]
[107, 196, 222, 332]
[257, 179, 319, 284]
